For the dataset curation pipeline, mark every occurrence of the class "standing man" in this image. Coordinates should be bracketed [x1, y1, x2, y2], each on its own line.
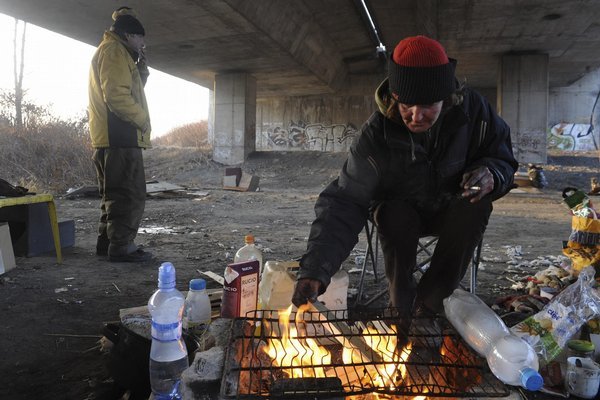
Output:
[292, 36, 517, 319]
[88, 7, 152, 262]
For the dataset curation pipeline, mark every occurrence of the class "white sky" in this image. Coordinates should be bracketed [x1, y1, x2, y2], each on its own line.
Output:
[0, 13, 209, 137]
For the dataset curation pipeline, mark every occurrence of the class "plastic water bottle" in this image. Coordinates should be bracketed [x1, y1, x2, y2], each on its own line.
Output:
[234, 234, 263, 276]
[148, 262, 189, 399]
[486, 335, 543, 390]
[443, 289, 543, 391]
[183, 278, 211, 337]
[443, 288, 510, 355]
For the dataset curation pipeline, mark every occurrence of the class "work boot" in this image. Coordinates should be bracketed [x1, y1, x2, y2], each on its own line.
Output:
[96, 234, 109, 257]
[108, 243, 153, 263]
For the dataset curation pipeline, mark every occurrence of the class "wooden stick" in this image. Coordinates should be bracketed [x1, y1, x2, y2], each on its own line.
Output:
[198, 269, 225, 285]
[307, 300, 384, 364]
[44, 333, 102, 338]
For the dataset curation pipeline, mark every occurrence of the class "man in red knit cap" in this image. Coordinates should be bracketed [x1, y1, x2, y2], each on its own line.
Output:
[292, 36, 517, 324]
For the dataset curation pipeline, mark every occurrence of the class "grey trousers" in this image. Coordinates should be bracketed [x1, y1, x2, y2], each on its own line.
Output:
[375, 197, 492, 314]
[92, 148, 146, 248]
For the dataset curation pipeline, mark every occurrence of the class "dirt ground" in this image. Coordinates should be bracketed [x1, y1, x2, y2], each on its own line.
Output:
[0, 148, 598, 400]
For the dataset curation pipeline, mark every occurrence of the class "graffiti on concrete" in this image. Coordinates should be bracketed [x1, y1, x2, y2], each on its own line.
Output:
[260, 120, 359, 152]
[547, 123, 598, 151]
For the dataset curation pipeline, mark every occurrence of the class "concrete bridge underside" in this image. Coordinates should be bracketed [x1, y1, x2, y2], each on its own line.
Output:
[2, 0, 600, 164]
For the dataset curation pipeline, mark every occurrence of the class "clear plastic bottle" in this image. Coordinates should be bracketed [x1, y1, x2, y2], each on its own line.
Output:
[486, 335, 543, 390]
[443, 289, 543, 391]
[443, 288, 510, 356]
[183, 278, 211, 337]
[148, 262, 189, 400]
[234, 234, 263, 276]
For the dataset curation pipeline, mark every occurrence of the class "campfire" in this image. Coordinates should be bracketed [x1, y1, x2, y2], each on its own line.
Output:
[220, 305, 509, 399]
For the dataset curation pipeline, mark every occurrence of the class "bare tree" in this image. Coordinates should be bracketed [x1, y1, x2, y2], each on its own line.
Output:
[13, 18, 26, 130]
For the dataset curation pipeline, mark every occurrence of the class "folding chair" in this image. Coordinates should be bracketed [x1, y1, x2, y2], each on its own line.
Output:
[354, 220, 482, 306]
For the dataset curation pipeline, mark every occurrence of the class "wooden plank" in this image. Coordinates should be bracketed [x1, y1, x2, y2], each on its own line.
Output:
[308, 300, 383, 364]
[145, 180, 186, 193]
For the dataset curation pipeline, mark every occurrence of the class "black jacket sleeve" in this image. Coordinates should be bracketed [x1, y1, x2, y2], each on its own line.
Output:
[297, 113, 385, 287]
[464, 91, 518, 201]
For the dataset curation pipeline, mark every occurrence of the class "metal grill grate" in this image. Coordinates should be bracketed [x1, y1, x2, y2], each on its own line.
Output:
[220, 307, 510, 399]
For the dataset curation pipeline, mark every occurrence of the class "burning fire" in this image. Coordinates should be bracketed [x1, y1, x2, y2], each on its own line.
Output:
[343, 323, 412, 390]
[262, 305, 417, 393]
[264, 305, 331, 378]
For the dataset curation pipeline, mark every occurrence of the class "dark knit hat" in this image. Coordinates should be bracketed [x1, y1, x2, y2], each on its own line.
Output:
[112, 14, 145, 36]
[388, 36, 456, 104]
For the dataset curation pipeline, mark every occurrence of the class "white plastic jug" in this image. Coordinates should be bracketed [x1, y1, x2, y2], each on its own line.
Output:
[318, 269, 349, 310]
[258, 261, 295, 310]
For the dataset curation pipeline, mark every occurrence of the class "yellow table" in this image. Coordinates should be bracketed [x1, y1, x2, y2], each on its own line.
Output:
[0, 194, 62, 263]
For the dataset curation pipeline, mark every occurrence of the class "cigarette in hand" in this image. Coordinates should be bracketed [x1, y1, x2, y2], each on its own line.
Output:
[469, 186, 481, 191]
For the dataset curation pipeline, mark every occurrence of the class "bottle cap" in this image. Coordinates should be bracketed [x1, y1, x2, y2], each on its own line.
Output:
[158, 262, 176, 289]
[520, 367, 543, 391]
[189, 278, 206, 291]
[567, 339, 595, 352]
[244, 234, 254, 244]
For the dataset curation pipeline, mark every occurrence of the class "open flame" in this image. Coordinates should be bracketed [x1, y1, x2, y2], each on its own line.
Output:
[231, 308, 498, 400]
[264, 304, 331, 378]
[263, 305, 416, 391]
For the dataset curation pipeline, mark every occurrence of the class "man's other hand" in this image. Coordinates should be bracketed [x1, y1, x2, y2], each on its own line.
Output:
[460, 166, 494, 203]
[292, 278, 324, 307]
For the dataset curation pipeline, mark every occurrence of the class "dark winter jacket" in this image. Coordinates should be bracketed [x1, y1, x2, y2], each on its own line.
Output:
[297, 79, 518, 287]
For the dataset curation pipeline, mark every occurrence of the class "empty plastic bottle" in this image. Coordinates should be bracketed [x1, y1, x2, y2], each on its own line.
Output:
[148, 262, 189, 399]
[234, 234, 263, 276]
[486, 334, 543, 390]
[443, 288, 510, 355]
[443, 289, 543, 391]
[183, 278, 211, 337]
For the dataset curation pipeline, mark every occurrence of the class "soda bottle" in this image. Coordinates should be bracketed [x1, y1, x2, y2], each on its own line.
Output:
[443, 289, 542, 391]
[183, 278, 211, 337]
[148, 262, 189, 399]
[234, 234, 263, 276]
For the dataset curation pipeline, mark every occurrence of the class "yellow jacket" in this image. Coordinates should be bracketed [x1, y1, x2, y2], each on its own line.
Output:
[88, 31, 151, 148]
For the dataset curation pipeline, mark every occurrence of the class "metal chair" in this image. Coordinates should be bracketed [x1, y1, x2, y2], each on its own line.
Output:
[354, 220, 482, 306]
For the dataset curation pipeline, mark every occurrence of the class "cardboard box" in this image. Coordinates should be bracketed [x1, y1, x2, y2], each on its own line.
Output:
[0, 223, 16, 274]
[220, 260, 259, 318]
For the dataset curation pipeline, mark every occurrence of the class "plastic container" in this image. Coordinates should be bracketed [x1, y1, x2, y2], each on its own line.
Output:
[258, 261, 295, 310]
[567, 339, 595, 360]
[148, 262, 189, 400]
[486, 335, 543, 390]
[444, 289, 542, 391]
[183, 278, 212, 337]
[318, 269, 349, 310]
[443, 288, 510, 356]
[234, 235, 263, 276]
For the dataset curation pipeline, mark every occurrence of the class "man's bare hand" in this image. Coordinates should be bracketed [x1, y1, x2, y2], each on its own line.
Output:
[460, 166, 494, 203]
[291, 278, 324, 307]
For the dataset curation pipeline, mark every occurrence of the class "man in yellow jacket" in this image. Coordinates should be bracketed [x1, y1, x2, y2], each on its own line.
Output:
[88, 8, 152, 262]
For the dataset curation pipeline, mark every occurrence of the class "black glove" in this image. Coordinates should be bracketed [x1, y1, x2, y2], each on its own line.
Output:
[291, 278, 324, 307]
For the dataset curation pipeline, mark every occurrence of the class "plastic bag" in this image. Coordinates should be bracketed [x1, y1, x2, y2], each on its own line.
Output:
[561, 187, 600, 275]
[510, 266, 600, 363]
[0, 178, 29, 197]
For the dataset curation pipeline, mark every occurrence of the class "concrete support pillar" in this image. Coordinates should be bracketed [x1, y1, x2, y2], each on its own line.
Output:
[498, 54, 549, 164]
[213, 73, 256, 165]
[208, 88, 215, 149]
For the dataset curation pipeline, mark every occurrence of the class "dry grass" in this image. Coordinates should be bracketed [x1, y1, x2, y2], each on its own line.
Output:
[0, 118, 96, 193]
[152, 120, 209, 149]
[0, 118, 211, 194]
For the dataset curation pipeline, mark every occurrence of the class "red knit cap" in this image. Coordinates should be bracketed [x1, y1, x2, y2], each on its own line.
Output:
[393, 36, 449, 67]
[388, 36, 456, 104]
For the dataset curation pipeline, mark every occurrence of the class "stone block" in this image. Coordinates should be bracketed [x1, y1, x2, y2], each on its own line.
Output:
[0, 223, 16, 274]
